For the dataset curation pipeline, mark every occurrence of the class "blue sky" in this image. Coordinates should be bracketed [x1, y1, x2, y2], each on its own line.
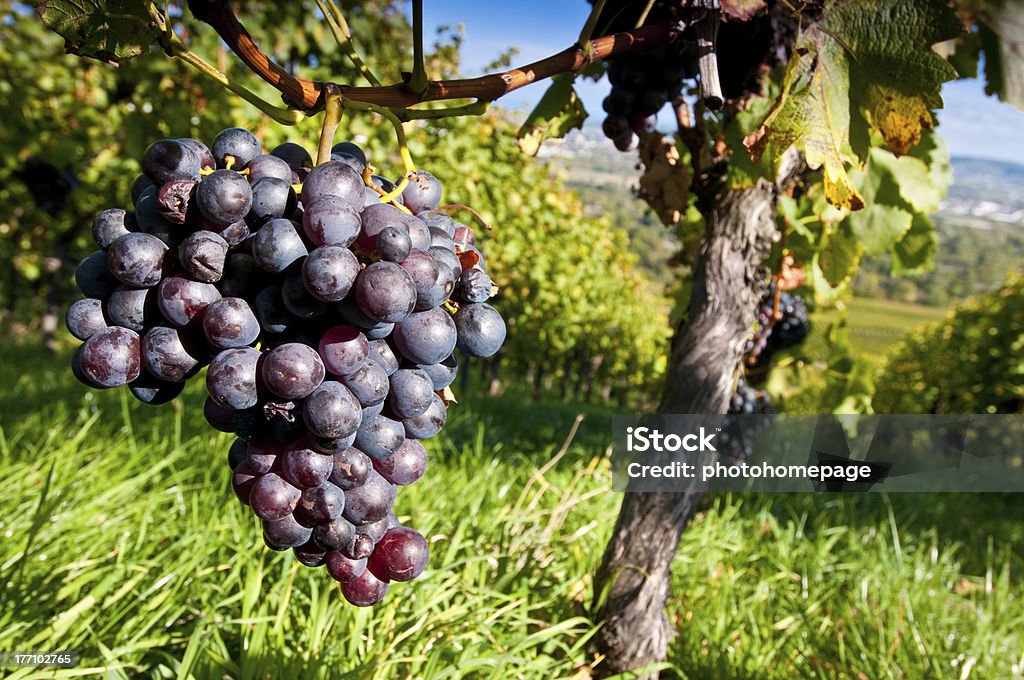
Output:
[416, 1, 1024, 163]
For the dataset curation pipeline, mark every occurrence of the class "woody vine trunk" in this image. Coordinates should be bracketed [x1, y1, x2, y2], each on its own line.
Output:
[592, 161, 800, 677]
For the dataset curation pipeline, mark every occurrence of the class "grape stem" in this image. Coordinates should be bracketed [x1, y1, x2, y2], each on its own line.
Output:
[316, 84, 345, 166]
[635, 0, 658, 28]
[439, 204, 493, 231]
[186, 0, 689, 113]
[407, 0, 429, 95]
[315, 0, 382, 87]
[158, 21, 304, 125]
[578, 0, 608, 58]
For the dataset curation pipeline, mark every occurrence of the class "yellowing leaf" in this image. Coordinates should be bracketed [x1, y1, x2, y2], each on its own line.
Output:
[745, 42, 864, 210]
[826, 0, 962, 156]
[721, 0, 767, 21]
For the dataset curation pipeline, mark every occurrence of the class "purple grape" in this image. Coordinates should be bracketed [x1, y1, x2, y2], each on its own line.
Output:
[293, 539, 327, 567]
[302, 195, 361, 247]
[392, 308, 457, 365]
[156, 179, 196, 224]
[337, 298, 394, 339]
[357, 203, 407, 251]
[157, 275, 221, 327]
[178, 230, 229, 283]
[177, 138, 215, 170]
[66, 298, 108, 340]
[340, 360, 389, 406]
[304, 381, 362, 439]
[331, 141, 367, 166]
[211, 219, 251, 247]
[301, 161, 364, 209]
[430, 246, 462, 279]
[253, 285, 292, 334]
[206, 346, 262, 409]
[105, 234, 168, 288]
[270, 142, 312, 178]
[399, 170, 442, 214]
[343, 533, 376, 560]
[416, 262, 457, 310]
[314, 516, 356, 551]
[325, 550, 367, 583]
[386, 368, 434, 419]
[458, 268, 493, 303]
[105, 285, 154, 333]
[128, 372, 184, 405]
[399, 250, 439, 301]
[428, 227, 455, 251]
[231, 459, 260, 505]
[249, 472, 301, 521]
[253, 218, 308, 273]
[281, 275, 328, 319]
[212, 128, 261, 169]
[281, 442, 335, 489]
[295, 481, 346, 525]
[205, 397, 235, 432]
[262, 513, 312, 548]
[311, 432, 357, 455]
[248, 176, 296, 226]
[403, 393, 447, 440]
[228, 438, 249, 469]
[342, 469, 396, 524]
[418, 353, 458, 390]
[78, 327, 141, 387]
[375, 226, 412, 263]
[374, 438, 428, 486]
[246, 154, 293, 184]
[203, 297, 260, 349]
[354, 415, 405, 461]
[141, 139, 200, 184]
[366, 339, 399, 376]
[301, 246, 360, 303]
[142, 325, 203, 382]
[246, 439, 284, 474]
[340, 564, 389, 606]
[328, 447, 372, 490]
[196, 169, 253, 226]
[454, 303, 507, 357]
[355, 261, 417, 323]
[368, 527, 429, 582]
[93, 209, 131, 249]
[261, 343, 325, 400]
[318, 325, 369, 376]
[219, 252, 259, 297]
[419, 209, 455, 236]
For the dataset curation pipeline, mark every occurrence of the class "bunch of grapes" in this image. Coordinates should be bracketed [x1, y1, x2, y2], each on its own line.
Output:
[589, 0, 698, 150]
[717, 377, 774, 465]
[66, 128, 506, 606]
[743, 286, 810, 380]
[601, 47, 697, 151]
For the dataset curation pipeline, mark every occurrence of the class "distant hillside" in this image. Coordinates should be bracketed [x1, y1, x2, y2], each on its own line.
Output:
[944, 157, 1024, 219]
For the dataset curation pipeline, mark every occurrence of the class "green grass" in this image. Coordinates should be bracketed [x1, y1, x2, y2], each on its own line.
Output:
[1, 342, 1022, 679]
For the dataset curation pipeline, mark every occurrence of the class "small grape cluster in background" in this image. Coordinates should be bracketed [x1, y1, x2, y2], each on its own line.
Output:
[65, 128, 506, 606]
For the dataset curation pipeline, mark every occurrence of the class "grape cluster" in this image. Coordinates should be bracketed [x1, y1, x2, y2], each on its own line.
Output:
[66, 128, 506, 606]
[717, 377, 774, 466]
[590, 0, 698, 151]
[601, 48, 697, 151]
[744, 287, 810, 380]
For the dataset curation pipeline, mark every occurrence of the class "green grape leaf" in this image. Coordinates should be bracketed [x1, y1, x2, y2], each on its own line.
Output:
[516, 73, 587, 157]
[745, 37, 864, 210]
[816, 219, 862, 289]
[890, 213, 936, 275]
[745, 0, 961, 209]
[827, 0, 962, 155]
[37, 0, 161, 65]
[977, 0, 1024, 110]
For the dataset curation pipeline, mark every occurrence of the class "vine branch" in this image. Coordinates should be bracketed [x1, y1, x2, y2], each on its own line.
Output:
[186, 0, 690, 113]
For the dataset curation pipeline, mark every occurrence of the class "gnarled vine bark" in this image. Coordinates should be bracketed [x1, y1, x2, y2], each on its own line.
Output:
[592, 152, 802, 678]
